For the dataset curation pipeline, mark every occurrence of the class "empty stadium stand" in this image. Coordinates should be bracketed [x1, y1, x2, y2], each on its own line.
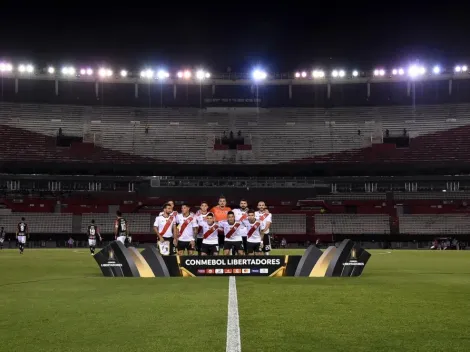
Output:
[2, 102, 470, 164]
[314, 214, 391, 235]
[0, 213, 72, 233]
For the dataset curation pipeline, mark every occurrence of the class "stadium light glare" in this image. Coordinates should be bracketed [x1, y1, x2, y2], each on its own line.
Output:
[312, 70, 325, 79]
[338, 70, 345, 78]
[379, 69, 385, 76]
[455, 66, 462, 73]
[392, 69, 398, 75]
[463, 65, 468, 72]
[98, 68, 112, 77]
[331, 70, 339, 78]
[433, 66, 441, 74]
[252, 69, 267, 81]
[301, 71, 307, 78]
[80, 68, 86, 75]
[205, 72, 211, 78]
[18, 64, 26, 73]
[196, 70, 207, 80]
[0, 62, 13, 72]
[26, 64, 34, 73]
[373, 69, 379, 76]
[157, 69, 170, 80]
[295, 72, 300, 78]
[120, 70, 128, 77]
[47, 67, 55, 74]
[140, 69, 154, 79]
[61, 66, 76, 76]
[352, 70, 359, 77]
[87, 68, 93, 76]
[183, 70, 191, 79]
[398, 68, 405, 76]
[177, 71, 183, 78]
[408, 65, 427, 78]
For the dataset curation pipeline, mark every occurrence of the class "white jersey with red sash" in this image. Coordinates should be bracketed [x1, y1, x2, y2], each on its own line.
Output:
[245, 220, 264, 243]
[154, 213, 177, 239]
[232, 208, 249, 237]
[176, 213, 198, 242]
[255, 211, 272, 234]
[195, 211, 209, 239]
[220, 220, 243, 242]
[201, 222, 220, 245]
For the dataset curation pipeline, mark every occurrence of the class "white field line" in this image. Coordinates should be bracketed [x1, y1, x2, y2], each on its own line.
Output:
[226, 276, 241, 352]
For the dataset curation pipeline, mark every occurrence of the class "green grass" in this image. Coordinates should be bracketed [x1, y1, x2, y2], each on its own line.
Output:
[1, 248, 470, 352]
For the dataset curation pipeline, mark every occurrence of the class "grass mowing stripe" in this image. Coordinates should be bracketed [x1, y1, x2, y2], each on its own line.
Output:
[226, 276, 241, 352]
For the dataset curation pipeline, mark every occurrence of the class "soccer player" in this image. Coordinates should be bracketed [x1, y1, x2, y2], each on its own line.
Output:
[16, 217, 28, 254]
[87, 220, 102, 256]
[154, 203, 178, 255]
[159, 200, 177, 217]
[200, 213, 220, 256]
[233, 199, 249, 254]
[256, 201, 272, 256]
[195, 201, 210, 255]
[210, 196, 232, 252]
[245, 209, 264, 256]
[220, 211, 244, 255]
[114, 211, 129, 245]
[0, 227, 5, 250]
[175, 203, 198, 255]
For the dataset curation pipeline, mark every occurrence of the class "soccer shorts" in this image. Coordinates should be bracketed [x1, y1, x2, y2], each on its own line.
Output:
[17, 235, 26, 244]
[262, 235, 271, 252]
[116, 236, 127, 244]
[223, 241, 244, 251]
[242, 236, 247, 253]
[246, 241, 262, 254]
[177, 240, 194, 251]
[201, 243, 219, 255]
[196, 238, 203, 253]
[88, 239, 97, 247]
[218, 233, 225, 247]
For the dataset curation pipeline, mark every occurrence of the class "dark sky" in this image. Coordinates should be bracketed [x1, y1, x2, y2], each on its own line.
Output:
[0, 1, 469, 73]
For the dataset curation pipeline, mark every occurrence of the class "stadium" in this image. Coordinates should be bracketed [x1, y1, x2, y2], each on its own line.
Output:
[1, 60, 470, 352]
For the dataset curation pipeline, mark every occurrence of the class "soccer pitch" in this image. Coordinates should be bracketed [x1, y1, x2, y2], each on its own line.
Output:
[1, 249, 470, 352]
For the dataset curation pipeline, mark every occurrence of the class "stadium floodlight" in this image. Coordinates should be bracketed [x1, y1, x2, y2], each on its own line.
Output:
[312, 70, 325, 79]
[140, 69, 154, 79]
[392, 69, 398, 75]
[98, 68, 112, 77]
[80, 68, 86, 75]
[0, 62, 13, 72]
[26, 64, 34, 73]
[398, 68, 404, 76]
[352, 70, 359, 77]
[252, 69, 267, 81]
[205, 72, 211, 78]
[455, 66, 462, 73]
[18, 64, 26, 73]
[432, 66, 441, 74]
[196, 69, 208, 80]
[295, 72, 301, 78]
[374, 68, 386, 77]
[301, 71, 307, 78]
[177, 71, 184, 78]
[157, 69, 170, 80]
[47, 66, 55, 74]
[62, 66, 76, 76]
[183, 70, 191, 79]
[331, 70, 339, 78]
[338, 70, 345, 78]
[86, 68, 93, 76]
[463, 65, 468, 72]
[120, 70, 128, 77]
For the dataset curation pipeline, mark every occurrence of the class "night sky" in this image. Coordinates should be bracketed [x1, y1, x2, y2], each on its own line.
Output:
[0, 2, 468, 73]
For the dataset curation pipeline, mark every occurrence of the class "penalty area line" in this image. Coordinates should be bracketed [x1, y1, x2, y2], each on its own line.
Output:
[226, 276, 241, 352]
